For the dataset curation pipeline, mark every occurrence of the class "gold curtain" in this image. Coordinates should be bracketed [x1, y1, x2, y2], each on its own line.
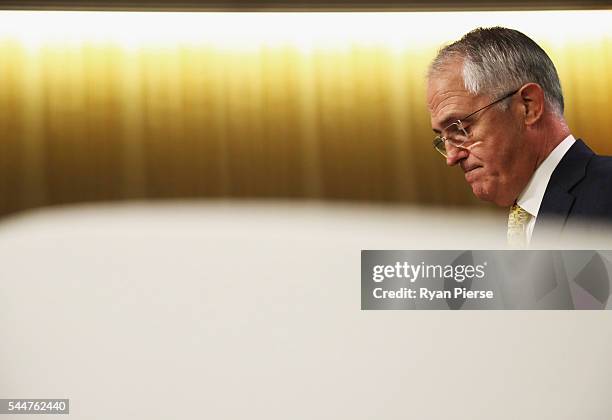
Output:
[0, 11, 610, 217]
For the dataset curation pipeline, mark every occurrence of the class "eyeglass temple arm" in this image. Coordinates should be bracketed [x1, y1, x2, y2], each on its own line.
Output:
[461, 88, 520, 121]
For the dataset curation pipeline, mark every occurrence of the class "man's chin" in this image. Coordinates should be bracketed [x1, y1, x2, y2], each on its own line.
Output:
[471, 182, 495, 204]
[471, 182, 514, 207]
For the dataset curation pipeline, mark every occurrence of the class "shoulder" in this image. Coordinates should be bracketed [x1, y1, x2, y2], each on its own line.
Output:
[576, 152, 612, 208]
[587, 154, 612, 173]
[584, 152, 612, 183]
[563, 141, 612, 195]
[565, 139, 612, 179]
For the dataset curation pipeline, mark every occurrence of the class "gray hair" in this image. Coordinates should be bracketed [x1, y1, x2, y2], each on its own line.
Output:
[428, 27, 564, 116]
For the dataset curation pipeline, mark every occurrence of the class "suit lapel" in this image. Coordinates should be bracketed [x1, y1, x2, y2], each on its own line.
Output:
[533, 139, 593, 240]
[536, 185, 575, 230]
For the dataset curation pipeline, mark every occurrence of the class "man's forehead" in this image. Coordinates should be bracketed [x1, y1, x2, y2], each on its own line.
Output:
[426, 68, 467, 110]
[426, 67, 477, 130]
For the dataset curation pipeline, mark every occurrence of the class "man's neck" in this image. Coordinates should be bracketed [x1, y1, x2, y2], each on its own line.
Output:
[534, 113, 571, 168]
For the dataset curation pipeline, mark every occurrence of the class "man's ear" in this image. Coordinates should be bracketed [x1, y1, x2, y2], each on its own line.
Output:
[518, 83, 545, 126]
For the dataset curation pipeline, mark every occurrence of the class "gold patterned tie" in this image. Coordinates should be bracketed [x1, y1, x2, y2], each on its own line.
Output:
[507, 203, 531, 248]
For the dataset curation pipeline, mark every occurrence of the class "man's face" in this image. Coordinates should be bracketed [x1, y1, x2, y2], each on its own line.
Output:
[426, 61, 536, 207]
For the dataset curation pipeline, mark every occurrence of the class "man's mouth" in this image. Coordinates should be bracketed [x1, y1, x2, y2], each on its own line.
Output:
[463, 166, 482, 182]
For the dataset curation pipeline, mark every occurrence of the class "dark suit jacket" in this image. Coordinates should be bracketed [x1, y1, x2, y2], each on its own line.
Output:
[533, 139, 612, 242]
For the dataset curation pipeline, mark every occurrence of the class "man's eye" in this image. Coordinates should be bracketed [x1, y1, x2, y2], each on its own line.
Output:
[453, 126, 468, 137]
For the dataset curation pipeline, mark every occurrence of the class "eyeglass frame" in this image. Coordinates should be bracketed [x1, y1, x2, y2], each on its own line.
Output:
[432, 88, 520, 157]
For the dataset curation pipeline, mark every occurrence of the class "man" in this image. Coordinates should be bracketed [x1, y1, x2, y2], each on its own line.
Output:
[426, 26, 612, 247]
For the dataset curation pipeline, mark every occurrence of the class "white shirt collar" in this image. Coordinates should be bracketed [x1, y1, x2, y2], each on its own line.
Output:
[517, 134, 576, 218]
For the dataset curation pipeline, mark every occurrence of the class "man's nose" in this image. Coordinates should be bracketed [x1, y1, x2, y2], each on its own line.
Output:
[445, 143, 469, 166]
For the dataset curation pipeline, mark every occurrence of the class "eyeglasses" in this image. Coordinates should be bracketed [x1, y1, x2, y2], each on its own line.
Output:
[432, 88, 519, 158]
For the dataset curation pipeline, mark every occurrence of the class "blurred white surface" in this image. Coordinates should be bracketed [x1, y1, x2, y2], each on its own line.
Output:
[0, 200, 611, 419]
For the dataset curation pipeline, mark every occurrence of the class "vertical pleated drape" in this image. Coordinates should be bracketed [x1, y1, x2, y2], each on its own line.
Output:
[0, 11, 610, 217]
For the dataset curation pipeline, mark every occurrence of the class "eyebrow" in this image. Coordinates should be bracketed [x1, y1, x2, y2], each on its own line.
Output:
[432, 115, 461, 134]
